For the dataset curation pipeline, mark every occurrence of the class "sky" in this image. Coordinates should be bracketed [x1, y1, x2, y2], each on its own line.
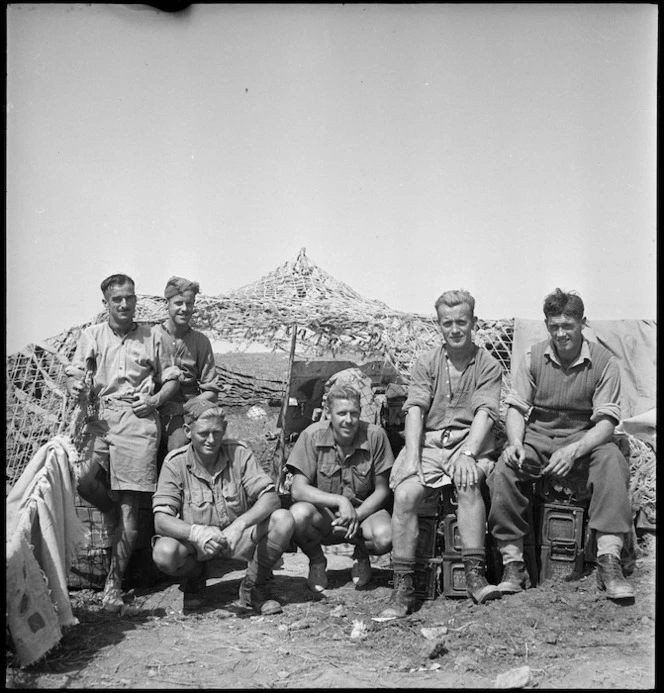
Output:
[6, 3, 657, 355]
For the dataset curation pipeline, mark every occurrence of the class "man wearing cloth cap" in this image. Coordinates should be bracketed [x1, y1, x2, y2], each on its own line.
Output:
[66, 273, 181, 612]
[154, 276, 220, 469]
[152, 399, 295, 613]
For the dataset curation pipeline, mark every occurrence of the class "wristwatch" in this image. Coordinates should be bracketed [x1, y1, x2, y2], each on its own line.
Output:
[462, 449, 476, 459]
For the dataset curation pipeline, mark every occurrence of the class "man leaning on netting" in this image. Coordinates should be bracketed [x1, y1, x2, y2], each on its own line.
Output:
[65, 273, 181, 612]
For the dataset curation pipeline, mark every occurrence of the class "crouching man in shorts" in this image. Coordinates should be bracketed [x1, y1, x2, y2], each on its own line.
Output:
[288, 384, 394, 592]
[152, 399, 294, 614]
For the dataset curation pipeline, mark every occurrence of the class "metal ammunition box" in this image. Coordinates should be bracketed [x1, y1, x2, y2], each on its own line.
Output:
[540, 503, 585, 547]
[413, 557, 443, 600]
[442, 552, 467, 598]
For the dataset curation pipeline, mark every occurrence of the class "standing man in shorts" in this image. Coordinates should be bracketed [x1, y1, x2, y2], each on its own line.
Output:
[154, 276, 220, 468]
[152, 400, 294, 614]
[288, 384, 394, 592]
[379, 289, 503, 619]
[66, 273, 180, 612]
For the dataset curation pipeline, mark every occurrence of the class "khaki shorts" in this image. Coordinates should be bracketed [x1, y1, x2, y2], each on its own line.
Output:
[82, 402, 160, 492]
[152, 517, 268, 563]
[316, 506, 392, 544]
[396, 430, 495, 490]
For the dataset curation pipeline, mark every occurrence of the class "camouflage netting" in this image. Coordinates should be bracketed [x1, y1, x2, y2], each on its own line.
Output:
[5, 249, 656, 529]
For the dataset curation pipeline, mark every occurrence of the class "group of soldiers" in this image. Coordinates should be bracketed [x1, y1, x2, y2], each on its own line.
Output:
[66, 275, 635, 617]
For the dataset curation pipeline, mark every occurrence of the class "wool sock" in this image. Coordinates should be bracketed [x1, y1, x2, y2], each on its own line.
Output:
[246, 538, 287, 586]
[497, 539, 524, 565]
[596, 532, 623, 560]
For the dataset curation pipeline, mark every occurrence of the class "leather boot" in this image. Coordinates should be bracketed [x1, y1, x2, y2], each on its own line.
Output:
[497, 560, 530, 594]
[596, 554, 635, 600]
[378, 572, 416, 620]
[463, 557, 502, 604]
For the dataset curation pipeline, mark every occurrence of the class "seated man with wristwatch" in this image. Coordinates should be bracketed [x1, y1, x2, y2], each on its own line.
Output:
[379, 289, 504, 619]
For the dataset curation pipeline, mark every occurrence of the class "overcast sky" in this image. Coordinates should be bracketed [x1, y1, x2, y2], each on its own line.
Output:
[6, 3, 657, 355]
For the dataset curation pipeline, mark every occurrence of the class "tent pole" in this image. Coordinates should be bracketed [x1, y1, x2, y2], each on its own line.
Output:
[277, 323, 298, 493]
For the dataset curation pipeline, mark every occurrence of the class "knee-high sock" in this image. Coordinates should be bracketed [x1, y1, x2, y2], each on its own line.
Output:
[392, 556, 415, 577]
[106, 500, 139, 587]
[245, 538, 286, 586]
[296, 535, 326, 566]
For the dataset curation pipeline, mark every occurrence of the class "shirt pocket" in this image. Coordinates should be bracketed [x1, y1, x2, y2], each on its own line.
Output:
[317, 459, 341, 495]
[350, 458, 374, 501]
[221, 480, 245, 520]
[184, 484, 215, 526]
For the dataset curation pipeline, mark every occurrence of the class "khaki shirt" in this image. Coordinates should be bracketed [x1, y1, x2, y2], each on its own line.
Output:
[154, 322, 220, 403]
[152, 440, 275, 528]
[65, 322, 179, 400]
[286, 420, 394, 507]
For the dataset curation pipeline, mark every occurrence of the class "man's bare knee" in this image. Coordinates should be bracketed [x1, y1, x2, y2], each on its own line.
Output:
[394, 484, 424, 515]
[152, 539, 183, 574]
[289, 501, 316, 527]
[269, 508, 295, 538]
[368, 524, 392, 555]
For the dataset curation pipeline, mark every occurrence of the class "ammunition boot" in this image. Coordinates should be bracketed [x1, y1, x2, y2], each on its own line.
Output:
[596, 554, 635, 601]
[463, 557, 502, 604]
[351, 544, 373, 587]
[238, 578, 283, 615]
[497, 560, 529, 595]
[182, 563, 207, 612]
[378, 572, 416, 620]
[306, 558, 328, 593]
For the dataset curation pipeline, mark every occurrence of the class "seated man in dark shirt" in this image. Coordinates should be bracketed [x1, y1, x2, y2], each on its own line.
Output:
[287, 384, 394, 592]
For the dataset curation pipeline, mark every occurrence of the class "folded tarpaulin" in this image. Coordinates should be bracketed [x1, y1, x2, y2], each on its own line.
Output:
[6, 436, 86, 666]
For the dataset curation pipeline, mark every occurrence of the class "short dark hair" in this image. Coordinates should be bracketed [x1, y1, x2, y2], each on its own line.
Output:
[434, 289, 475, 316]
[543, 288, 585, 321]
[325, 384, 361, 410]
[100, 274, 135, 297]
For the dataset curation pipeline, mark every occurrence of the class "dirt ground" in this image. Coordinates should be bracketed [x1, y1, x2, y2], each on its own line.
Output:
[6, 404, 656, 689]
[6, 534, 655, 690]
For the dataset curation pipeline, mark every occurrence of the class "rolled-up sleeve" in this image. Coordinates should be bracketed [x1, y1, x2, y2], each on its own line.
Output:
[64, 328, 96, 381]
[152, 334, 182, 385]
[238, 447, 275, 503]
[470, 355, 502, 422]
[197, 335, 221, 395]
[403, 354, 434, 413]
[504, 350, 534, 417]
[152, 458, 184, 515]
[370, 427, 395, 476]
[591, 357, 622, 424]
[285, 429, 320, 482]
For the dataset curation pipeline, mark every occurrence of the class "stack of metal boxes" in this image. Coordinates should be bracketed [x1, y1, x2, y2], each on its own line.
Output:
[440, 489, 467, 598]
[412, 488, 444, 600]
[538, 502, 587, 581]
[411, 484, 467, 600]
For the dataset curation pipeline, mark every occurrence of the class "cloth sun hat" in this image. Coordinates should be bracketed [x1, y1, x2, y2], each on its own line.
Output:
[164, 276, 201, 300]
[183, 399, 225, 425]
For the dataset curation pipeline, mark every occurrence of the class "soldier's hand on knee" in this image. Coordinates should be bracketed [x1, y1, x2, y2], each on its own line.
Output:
[453, 456, 479, 490]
